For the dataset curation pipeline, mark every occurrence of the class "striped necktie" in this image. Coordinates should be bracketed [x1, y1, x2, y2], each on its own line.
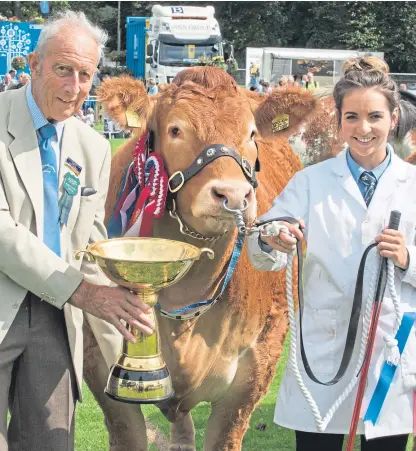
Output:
[39, 123, 61, 256]
[359, 171, 377, 206]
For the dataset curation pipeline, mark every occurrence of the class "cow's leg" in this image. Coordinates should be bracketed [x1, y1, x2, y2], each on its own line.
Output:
[203, 314, 288, 451]
[83, 317, 148, 451]
[168, 411, 196, 451]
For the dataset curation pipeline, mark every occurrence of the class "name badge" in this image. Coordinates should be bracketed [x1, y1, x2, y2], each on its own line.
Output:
[64, 157, 82, 176]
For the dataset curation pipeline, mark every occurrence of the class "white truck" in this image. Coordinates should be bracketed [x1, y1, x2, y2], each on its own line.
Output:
[146, 5, 225, 84]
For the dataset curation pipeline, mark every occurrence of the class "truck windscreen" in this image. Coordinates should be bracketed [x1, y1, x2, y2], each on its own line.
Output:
[159, 43, 219, 66]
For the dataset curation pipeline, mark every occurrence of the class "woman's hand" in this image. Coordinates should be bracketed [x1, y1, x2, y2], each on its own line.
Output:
[375, 229, 409, 270]
[260, 219, 305, 254]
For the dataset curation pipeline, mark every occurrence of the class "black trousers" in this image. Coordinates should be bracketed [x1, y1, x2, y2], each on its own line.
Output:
[295, 430, 409, 451]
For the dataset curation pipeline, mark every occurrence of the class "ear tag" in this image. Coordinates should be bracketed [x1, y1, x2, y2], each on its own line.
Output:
[272, 113, 289, 133]
[125, 109, 141, 128]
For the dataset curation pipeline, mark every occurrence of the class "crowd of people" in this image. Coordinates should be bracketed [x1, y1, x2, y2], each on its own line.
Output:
[0, 69, 31, 92]
[250, 71, 320, 94]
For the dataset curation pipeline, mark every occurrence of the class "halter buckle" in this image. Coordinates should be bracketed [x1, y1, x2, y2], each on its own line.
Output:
[241, 157, 253, 179]
[168, 171, 185, 193]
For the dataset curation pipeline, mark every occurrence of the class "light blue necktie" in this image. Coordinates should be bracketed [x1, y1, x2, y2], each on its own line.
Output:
[39, 123, 61, 256]
[360, 171, 377, 206]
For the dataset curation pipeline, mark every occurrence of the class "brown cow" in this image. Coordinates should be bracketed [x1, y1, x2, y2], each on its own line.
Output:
[83, 67, 316, 451]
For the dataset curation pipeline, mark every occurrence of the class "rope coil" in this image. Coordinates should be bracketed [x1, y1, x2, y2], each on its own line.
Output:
[285, 241, 402, 432]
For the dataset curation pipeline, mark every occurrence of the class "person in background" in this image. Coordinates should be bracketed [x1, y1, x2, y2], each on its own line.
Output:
[262, 81, 272, 93]
[287, 75, 296, 88]
[0, 10, 153, 450]
[256, 79, 264, 93]
[19, 72, 31, 86]
[8, 69, 17, 85]
[300, 74, 308, 87]
[146, 77, 158, 95]
[84, 106, 95, 127]
[248, 56, 416, 451]
[0, 73, 13, 92]
[249, 61, 260, 88]
[279, 76, 288, 89]
[305, 71, 319, 93]
[399, 83, 407, 91]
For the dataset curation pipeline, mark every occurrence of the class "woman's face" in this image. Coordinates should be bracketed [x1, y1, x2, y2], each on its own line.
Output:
[340, 87, 398, 169]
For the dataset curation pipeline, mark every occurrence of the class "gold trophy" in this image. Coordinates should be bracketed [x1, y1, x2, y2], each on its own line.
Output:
[76, 237, 214, 404]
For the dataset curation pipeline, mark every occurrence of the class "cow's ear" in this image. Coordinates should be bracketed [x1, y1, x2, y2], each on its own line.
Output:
[97, 76, 155, 131]
[244, 88, 317, 139]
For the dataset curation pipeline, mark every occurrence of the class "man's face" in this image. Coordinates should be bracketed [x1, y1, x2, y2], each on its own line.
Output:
[4, 74, 11, 84]
[28, 29, 99, 122]
[9, 71, 16, 79]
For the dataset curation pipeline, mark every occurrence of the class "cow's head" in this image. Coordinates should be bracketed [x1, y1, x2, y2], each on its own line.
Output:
[98, 67, 316, 237]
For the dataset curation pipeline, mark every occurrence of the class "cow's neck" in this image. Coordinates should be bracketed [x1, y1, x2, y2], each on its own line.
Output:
[152, 212, 236, 313]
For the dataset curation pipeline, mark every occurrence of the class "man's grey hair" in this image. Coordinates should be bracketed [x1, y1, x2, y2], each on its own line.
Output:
[35, 10, 108, 61]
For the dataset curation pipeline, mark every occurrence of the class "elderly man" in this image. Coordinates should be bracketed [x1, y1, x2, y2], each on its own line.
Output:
[0, 11, 153, 450]
[0, 73, 13, 92]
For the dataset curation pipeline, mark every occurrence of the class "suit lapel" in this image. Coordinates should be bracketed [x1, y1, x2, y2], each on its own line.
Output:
[8, 87, 44, 239]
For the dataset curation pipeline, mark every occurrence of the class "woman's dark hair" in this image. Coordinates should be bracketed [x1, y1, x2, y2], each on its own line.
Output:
[333, 57, 416, 140]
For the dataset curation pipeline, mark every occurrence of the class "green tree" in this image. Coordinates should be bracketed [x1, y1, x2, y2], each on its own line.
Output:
[4, 1, 416, 75]
[0, 1, 68, 20]
[379, 2, 416, 73]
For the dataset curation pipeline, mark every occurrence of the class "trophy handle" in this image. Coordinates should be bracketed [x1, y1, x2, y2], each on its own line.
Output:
[199, 248, 215, 260]
[75, 248, 96, 262]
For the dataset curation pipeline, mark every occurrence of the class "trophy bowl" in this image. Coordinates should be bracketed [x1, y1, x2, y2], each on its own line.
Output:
[76, 237, 214, 404]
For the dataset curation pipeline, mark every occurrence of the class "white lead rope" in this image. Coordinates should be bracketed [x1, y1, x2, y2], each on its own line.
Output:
[283, 241, 402, 432]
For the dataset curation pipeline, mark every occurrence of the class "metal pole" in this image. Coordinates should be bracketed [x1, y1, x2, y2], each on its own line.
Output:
[117, 1, 121, 52]
[14, 1, 21, 19]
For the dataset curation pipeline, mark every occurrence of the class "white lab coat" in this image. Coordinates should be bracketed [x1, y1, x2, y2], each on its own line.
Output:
[248, 149, 416, 439]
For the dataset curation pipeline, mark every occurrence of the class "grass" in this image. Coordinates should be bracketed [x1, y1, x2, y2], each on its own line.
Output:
[110, 138, 128, 156]
[75, 333, 414, 450]
[74, 136, 414, 450]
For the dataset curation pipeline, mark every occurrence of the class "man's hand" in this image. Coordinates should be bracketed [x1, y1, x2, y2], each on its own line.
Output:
[260, 219, 305, 254]
[375, 229, 409, 270]
[69, 281, 155, 343]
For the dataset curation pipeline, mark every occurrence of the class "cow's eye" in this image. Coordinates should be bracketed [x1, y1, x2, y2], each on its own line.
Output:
[250, 130, 256, 140]
[169, 126, 181, 137]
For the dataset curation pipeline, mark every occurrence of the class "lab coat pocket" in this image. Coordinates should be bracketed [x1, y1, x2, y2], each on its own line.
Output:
[299, 307, 337, 375]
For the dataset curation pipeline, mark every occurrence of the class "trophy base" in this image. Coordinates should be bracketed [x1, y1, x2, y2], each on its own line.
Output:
[105, 390, 175, 405]
[105, 364, 175, 404]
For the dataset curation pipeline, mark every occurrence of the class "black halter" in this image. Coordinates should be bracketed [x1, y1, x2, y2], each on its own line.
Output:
[162, 140, 260, 197]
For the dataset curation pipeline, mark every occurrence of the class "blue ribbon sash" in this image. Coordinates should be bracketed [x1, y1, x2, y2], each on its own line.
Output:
[363, 312, 416, 425]
[155, 233, 245, 315]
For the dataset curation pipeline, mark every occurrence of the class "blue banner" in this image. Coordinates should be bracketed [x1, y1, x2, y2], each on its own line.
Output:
[364, 312, 416, 425]
[39, 1, 50, 14]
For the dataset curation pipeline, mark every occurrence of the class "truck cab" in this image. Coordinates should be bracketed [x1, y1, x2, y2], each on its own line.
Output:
[146, 5, 223, 84]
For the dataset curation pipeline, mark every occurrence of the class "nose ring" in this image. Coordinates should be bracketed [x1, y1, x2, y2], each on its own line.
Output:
[223, 198, 249, 213]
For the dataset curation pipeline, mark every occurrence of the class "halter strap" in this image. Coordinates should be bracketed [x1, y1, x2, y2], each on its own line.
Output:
[168, 143, 259, 196]
[155, 233, 245, 320]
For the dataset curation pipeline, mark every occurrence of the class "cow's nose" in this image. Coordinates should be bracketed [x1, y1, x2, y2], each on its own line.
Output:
[210, 181, 253, 210]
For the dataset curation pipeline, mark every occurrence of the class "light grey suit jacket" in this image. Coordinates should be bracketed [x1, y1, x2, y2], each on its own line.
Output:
[0, 86, 113, 398]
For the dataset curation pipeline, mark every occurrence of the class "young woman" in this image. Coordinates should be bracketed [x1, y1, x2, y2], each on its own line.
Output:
[248, 57, 416, 451]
